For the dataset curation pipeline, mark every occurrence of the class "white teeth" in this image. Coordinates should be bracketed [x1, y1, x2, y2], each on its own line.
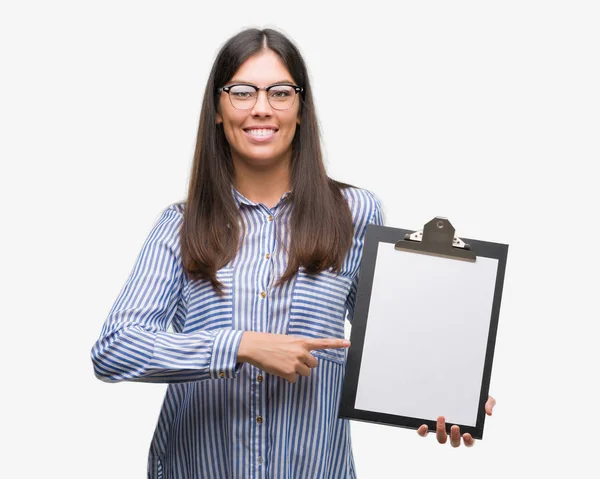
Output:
[246, 129, 276, 136]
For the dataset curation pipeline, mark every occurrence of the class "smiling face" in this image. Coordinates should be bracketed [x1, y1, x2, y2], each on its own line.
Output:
[216, 49, 301, 171]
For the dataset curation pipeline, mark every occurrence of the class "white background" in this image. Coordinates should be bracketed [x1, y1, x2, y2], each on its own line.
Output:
[1, 1, 598, 478]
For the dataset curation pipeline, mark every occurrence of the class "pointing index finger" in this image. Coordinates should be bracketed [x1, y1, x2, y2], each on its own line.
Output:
[305, 338, 351, 350]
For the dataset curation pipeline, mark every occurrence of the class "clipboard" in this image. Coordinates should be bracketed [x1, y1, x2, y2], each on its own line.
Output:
[339, 217, 508, 439]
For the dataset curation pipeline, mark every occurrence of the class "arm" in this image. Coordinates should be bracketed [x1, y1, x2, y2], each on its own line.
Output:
[345, 192, 385, 324]
[90, 206, 244, 384]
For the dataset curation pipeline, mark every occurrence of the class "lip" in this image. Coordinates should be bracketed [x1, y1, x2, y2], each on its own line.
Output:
[243, 126, 279, 143]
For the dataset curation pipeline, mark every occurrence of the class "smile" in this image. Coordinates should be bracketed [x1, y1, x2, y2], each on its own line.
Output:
[243, 128, 278, 142]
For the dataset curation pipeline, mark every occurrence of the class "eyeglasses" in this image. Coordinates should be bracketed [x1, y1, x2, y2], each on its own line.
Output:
[218, 83, 303, 110]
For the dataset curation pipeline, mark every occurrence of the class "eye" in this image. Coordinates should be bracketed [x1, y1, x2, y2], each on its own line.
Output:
[229, 85, 255, 100]
[269, 86, 294, 100]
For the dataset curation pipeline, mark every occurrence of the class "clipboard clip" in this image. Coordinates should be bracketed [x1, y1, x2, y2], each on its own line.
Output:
[394, 217, 476, 262]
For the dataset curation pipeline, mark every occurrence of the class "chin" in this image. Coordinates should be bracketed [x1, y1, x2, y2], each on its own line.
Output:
[242, 148, 289, 164]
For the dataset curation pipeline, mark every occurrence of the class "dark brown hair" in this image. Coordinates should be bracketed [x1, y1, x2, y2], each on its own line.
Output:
[180, 28, 354, 295]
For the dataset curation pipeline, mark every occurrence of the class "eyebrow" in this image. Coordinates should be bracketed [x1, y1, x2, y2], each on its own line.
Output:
[228, 79, 295, 85]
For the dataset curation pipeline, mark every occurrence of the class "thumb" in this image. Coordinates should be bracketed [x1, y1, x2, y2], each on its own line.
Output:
[485, 395, 496, 415]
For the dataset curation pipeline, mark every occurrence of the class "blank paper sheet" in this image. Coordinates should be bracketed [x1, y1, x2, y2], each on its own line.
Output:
[354, 243, 499, 426]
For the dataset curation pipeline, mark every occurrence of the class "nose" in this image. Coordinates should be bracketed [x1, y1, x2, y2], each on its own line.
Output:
[250, 90, 273, 116]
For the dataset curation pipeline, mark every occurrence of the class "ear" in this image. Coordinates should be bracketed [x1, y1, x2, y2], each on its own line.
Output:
[216, 111, 223, 124]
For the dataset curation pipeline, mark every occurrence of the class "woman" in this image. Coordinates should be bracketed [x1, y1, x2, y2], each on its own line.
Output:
[91, 27, 494, 478]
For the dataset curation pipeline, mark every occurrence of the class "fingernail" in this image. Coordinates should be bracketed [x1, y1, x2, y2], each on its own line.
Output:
[343, 340, 351, 347]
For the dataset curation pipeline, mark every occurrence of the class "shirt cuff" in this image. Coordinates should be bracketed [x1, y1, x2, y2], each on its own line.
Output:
[210, 329, 245, 379]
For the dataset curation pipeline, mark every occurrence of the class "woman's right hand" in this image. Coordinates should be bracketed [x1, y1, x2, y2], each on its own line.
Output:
[236, 331, 350, 383]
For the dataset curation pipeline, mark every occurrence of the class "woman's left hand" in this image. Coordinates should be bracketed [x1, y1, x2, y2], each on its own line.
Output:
[416, 395, 496, 447]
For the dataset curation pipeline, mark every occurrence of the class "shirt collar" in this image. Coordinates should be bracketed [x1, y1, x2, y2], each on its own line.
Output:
[231, 184, 292, 209]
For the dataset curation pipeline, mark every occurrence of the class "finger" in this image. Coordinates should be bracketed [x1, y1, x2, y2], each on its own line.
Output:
[436, 416, 447, 444]
[463, 433, 475, 447]
[303, 353, 319, 369]
[417, 425, 429, 437]
[450, 425, 461, 448]
[296, 362, 311, 377]
[305, 338, 350, 351]
[486, 395, 496, 416]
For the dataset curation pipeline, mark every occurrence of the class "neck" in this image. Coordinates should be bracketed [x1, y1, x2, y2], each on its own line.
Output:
[232, 157, 292, 208]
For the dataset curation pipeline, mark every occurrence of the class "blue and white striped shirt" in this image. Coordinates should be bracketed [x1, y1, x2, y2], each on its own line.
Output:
[91, 185, 384, 478]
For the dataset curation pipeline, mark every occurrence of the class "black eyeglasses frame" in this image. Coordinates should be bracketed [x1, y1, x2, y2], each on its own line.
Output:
[217, 83, 304, 110]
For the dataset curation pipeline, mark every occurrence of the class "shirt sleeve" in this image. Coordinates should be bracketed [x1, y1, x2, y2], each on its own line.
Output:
[345, 192, 385, 324]
[90, 205, 244, 383]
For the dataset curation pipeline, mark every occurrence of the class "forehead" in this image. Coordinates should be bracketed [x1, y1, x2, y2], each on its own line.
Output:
[229, 49, 295, 85]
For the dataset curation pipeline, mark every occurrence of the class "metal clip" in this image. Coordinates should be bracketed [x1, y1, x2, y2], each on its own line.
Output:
[396, 217, 476, 262]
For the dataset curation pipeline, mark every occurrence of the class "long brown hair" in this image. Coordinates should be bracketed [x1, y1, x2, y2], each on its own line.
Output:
[180, 28, 354, 296]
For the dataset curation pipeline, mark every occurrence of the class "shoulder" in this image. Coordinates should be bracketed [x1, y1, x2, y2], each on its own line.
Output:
[164, 201, 185, 218]
[156, 202, 185, 223]
[339, 184, 385, 227]
[149, 202, 185, 237]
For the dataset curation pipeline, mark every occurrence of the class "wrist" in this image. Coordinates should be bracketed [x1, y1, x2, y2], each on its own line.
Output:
[236, 331, 253, 363]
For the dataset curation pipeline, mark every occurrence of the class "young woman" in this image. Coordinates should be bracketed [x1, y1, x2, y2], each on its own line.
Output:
[91, 27, 494, 479]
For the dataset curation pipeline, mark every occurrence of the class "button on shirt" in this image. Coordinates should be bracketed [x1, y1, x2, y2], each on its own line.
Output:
[91, 185, 384, 479]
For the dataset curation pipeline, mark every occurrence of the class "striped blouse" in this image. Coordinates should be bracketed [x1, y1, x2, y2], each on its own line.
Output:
[91, 184, 384, 479]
